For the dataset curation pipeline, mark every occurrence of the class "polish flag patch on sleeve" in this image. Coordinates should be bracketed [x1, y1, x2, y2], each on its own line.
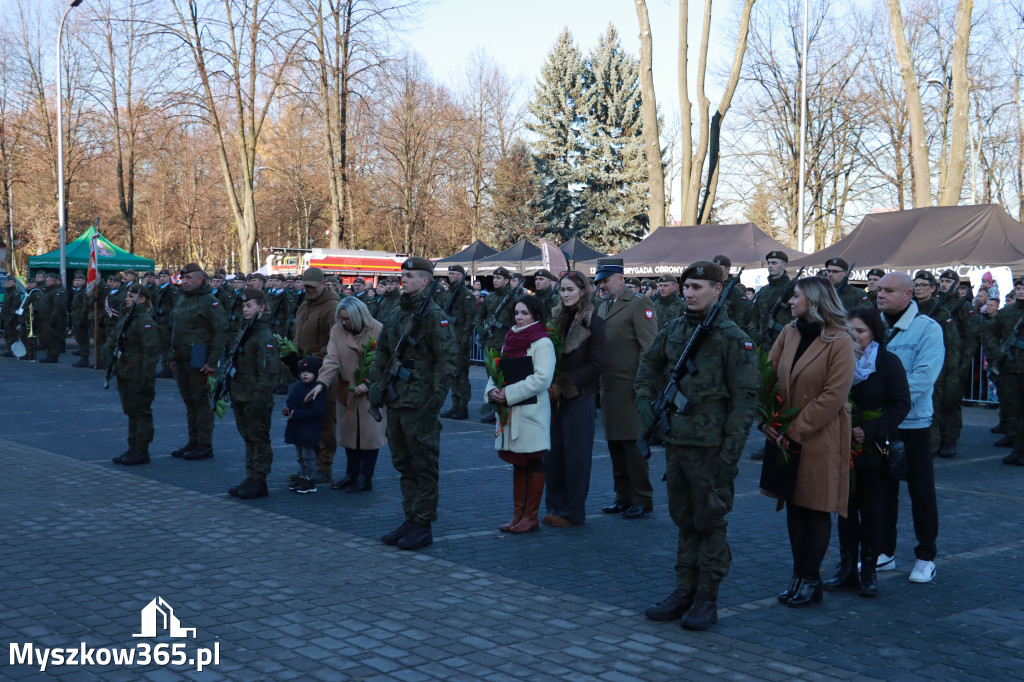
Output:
[266, 344, 275, 350]
[440, 319, 449, 327]
[144, 324, 152, 330]
[645, 309, 654, 319]
[212, 301, 219, 306]
[743, 341, 754, 351]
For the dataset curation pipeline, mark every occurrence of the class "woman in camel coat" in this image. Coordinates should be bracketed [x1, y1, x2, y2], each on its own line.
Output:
[308, 296, 387, 492]
[762, 276, 856, 609]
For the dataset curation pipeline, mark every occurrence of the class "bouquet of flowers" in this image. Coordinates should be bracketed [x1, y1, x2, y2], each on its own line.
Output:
[206, 374, 229, 419]
[350, 337, 377, 391]
[546, 320, 564, 370]
[482, 347, 511, 444]
[756, 347, 800, 461]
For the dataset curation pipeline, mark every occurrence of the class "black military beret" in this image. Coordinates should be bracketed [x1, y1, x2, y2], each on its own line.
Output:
[240, 288, 266, 302]
[249, 273, 267, 283]
[533, 269, 556, 280]
[73, 270, 86, 277]
[712, 255, 732, 268]
[1014, 277, 1024, 287]
[913, 270, 937, 285]
[157, 269, 171, 277]
[867, 268, 886, 279]
[401, 257, 433, 273]
[124, 268, 137, 276]
[939, 269, 958, 281]
[825, 258, 849, 271]
[681, 261, 725, 284]
[126, 282, 150, 297]
[626, 277, 642, 287]
[765, 251, 789, 263]
[180, 263, 206, 276]
[492, 267, 512, 279]
[657, 274, 679, 284]
[446, 265, 466, 275]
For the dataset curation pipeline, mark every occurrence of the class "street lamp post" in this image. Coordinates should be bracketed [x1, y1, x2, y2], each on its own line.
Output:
[56, 0, 84, 287]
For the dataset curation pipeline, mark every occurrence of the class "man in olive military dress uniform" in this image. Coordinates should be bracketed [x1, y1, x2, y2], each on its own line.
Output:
[70, 271, 92, 367]
[985, 278, 1024, 465]
[913, 270, 962, 457]
[38, 273, 67, 363]
[474, 266, 519, 423]
[824, 258, 870, 310]
[153, 269, 180, 377]
[652, 275, 685, 328]
[635, 261, 759, 631]
[596, 259, 658, 519]
[746, 251, 793, 347]
[370, 257, 457, 551]
[18, 279, 42, 361]
[170, 263, 228, 461]
[107, 283, 160, 465]
[226, 288, 280, 499]
[439, 265, 476, 420]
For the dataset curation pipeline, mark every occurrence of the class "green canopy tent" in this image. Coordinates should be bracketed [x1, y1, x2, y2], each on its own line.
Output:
[27, 226, 154, 277]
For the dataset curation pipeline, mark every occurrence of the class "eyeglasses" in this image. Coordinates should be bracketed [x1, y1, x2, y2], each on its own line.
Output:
[825, 268, 846, 275]
[913, 283, 933, 288]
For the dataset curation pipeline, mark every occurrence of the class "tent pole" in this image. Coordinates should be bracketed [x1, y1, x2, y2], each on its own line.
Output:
[92, 293, 98, 369]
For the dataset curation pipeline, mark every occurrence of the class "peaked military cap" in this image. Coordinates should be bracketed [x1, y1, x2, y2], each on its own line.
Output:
[825, 257, 849, 271]
[300, 267, 324, 284]
[594, 258, 625, 282]
[765, 250, 789, 263]
[492, 267, 512, 279]
[240, 288, 266, 302]
[401, 257, 433, 273]
[681, 261, 725, 284]
[867, 268, 886, 279]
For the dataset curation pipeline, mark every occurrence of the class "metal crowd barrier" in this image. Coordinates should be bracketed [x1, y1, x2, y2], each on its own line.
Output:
[470, 331, 485, 365]
[963, 348, 998, 405]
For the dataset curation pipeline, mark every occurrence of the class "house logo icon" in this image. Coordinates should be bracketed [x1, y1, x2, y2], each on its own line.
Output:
[133, 597, 197, 638]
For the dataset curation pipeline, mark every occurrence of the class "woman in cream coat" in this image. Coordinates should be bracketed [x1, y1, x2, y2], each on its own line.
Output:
[307, 296, 387, 492]
[486, 295, 556, 534]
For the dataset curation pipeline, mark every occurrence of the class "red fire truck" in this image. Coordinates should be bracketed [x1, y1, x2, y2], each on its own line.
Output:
[264, 247, 410, 285]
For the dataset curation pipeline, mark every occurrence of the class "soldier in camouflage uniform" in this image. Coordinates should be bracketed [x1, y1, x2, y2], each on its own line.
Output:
[97, 274, 126, 368]
[912, 271, 961, 457]
[370, 257, 457, 550]
[70, 271, 92, 367]
[225, 288, 280, 499]
[984, 278, 1024, 465]
[533, 269, 560, 316]
[824, 258, 870, 310]
[366, 280, 386, 319]
[223, 273, 247, 337]
[169, 263, 228, 461]
[152, 269, 180, 378]
[107, 283, 160, 466]
[745, 250, 793, 347]
[635, 261, 759, 631]
[651, 274, 685, 328]
[38, 273, 67, 363]
[712, 256, 751, 330]
[474, 267, 519, 423]
[2, 276, 22, 356]
[865, 268, 885, 306]
[439, 265, 476, 420]
[375, 276, 401, 323]
[264, 274, 294, 394]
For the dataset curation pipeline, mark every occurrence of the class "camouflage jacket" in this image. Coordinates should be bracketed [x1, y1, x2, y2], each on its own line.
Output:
[836, 282, 870, 311]
[474, 284, 518, 350]
[228, 317, 279, 401]
[651, 294, 686, 329]
[983, 301, 1024, 374]
[747, 272, 792, 346]
[917, 296, 961, 373]
[153, 283, 180, 325]
[170, 282, 228, 363]
[105, 306, 159, 378]
[440, 281, 476, 345]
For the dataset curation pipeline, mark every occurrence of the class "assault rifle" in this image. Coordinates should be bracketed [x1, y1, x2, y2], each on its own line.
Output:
[445, 280, 466, 316]
[926, 280, 957, 321]
[368, 278, 439, 422]
[638, 268, 743, 459]
[481, 279, 525, 341]
[760, 266, 805, 343]
[209, 310, 259, 411]
[998, 309, 1024, 369]
[104, 287, 141, 389]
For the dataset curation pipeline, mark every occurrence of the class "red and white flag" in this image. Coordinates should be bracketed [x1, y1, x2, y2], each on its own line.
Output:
[86, 234, 100, 293]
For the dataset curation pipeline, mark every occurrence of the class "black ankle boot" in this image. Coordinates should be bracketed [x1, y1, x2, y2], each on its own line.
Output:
[787, 574, 823, 608]
[680, 588, 718, 630]
[823, 551, 859, 591]
[778, 569, 802, 604]
[859, 553, 878, 597]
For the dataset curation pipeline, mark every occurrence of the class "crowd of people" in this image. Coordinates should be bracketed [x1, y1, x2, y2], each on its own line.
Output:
[2, 252, 1023, 631]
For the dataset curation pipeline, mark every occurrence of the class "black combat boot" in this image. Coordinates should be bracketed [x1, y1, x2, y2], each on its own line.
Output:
[778, 568, 802, 604]
[1003, 449, 1024, 466]
[228, 479, 252, 497]
[171, 442, 196, 458]
[450, 406, 469, 420]
[330, 473, 357, 490]
[823, 551, 859, 591]
[381, 520, 413, 546]
[995, 435, 1013, 448]
[184, 445, 214, 460]
[236, 478, 269, 499]
[439, 406, 456, 419]
[937, 443, 957, 458]
[120, 450, 151, 466]
[680, 588, 718, 631]
[397, 523, 433, 550]
[643, 588, 694, 621]
[859, 553, 879, 597]
[112, 448, 134, 464]
[787, 574, 823, 608]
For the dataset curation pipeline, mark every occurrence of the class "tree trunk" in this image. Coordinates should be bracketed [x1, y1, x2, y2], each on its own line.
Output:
[634, 0, 666, 231]
[886, 0, 932, 207]
[937, 0, 973, 206]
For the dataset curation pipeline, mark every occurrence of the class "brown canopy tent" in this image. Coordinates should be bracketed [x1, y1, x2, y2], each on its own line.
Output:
[577, 223, 805, 277]
[790, 205, 1024, 275]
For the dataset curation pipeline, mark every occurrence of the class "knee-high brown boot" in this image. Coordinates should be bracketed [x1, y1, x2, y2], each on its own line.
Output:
[499, 468, 528, 532]
[509, 472, 545, 534]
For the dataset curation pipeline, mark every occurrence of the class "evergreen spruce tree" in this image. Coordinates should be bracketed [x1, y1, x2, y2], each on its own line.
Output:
[527, 29, 590, 240]
[491, 139, 541, 245]
[577, 24, 649, 251]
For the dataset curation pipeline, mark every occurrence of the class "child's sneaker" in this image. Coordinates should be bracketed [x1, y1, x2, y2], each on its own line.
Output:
[294, 478, 317, 494]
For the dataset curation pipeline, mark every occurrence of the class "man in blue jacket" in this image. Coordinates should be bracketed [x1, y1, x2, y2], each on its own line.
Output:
[875, 271, 945, 584]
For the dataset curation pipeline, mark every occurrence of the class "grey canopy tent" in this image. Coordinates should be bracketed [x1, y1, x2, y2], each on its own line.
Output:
[473, 239, 542, 276]
[560, 237, 606, 267]
[577, 223, 805, 276]
[432, 240, 497, 275]
[789, 204, 1024, 275]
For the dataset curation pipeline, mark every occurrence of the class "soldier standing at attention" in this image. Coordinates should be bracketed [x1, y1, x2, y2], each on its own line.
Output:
[371, 257, 457, 551]
[475, 267, 519, 423]
[70, 271, 91, 367]
[98, 274, 125, 368]
[153, 269, 179, 378]
[712, 256, 751, 330]
[985, 278, 1024, 465]
[108, 283, 160, 466]
[352, 277, 371, 305]
[169, 263, 227, 461]
[865, 269, 886, 305]
[824, 258, 870, 310]
[18, 278, 42, 361]
[37, 272, 66, 363]
[595, 259, 658, 519]
[224, 273, 247, 337]
[651, 275, 685, 328]
[439, 265, 476, 420]
[226, 288, 280, 499]
[375, 276, 401, 323]
[913, 270, 961, 458]
[635, 261, 759, 631]
[292, 267, 341, 483]
[746, 251, 792, 347]
[533, 269, 560, 316]
[2, 276, 22, 356]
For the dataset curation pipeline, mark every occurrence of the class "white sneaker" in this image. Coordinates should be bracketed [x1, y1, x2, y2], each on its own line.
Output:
[908, 559, 936, 583]
[876, 553, 896, 572]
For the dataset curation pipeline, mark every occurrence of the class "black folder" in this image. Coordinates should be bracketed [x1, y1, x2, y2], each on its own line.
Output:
[501, 356, 538, 406]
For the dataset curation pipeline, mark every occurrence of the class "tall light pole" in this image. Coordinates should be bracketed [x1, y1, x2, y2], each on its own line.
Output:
[797, 0, 809, 252]
[56, 0, 85, 287]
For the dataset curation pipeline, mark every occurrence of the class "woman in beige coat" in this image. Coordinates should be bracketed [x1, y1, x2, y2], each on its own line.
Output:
[762, 276, 856, 609]
[306, 296, 387, 492]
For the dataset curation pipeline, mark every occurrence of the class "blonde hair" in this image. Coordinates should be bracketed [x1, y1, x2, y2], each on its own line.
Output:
[794, 277, 850, 341]
[336, 295, 372, 333]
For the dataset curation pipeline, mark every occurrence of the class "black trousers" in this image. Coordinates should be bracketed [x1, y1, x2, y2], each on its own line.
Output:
[837, 467, 884, 559]
[882, 427, 938, 561]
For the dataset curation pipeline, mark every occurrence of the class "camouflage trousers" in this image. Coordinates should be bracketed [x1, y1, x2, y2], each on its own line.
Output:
[72, 318, 90, 360]
[449, 340, 472, 410]
[175, 366, 215, 448]
[157, 324, 173, 369]
[116, 375, 155, 451]
[316, 389, 337, 473]
[387, 407, 441, 524]
[930, 368, 962, 449]
[1000, 371, 1024, 450]
[665, 444, 734, 596]
[232, 395, 274, 481]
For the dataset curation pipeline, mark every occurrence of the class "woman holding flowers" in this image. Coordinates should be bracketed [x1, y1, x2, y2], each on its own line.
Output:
[485, 295, 556, 534]
[307, 296, 386, 492]
[824, 307, 910, 597]
[762, 276, 856, 608]
[543, 271, 607, 527]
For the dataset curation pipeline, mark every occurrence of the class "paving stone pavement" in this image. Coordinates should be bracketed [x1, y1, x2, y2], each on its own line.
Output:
[2, 357, 1024, 680]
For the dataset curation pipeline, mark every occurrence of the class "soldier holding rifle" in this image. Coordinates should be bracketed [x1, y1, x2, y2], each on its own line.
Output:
[475, 267, 522, 423]
[746, 251, 796, 347]
[634, 261, 758, 631]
